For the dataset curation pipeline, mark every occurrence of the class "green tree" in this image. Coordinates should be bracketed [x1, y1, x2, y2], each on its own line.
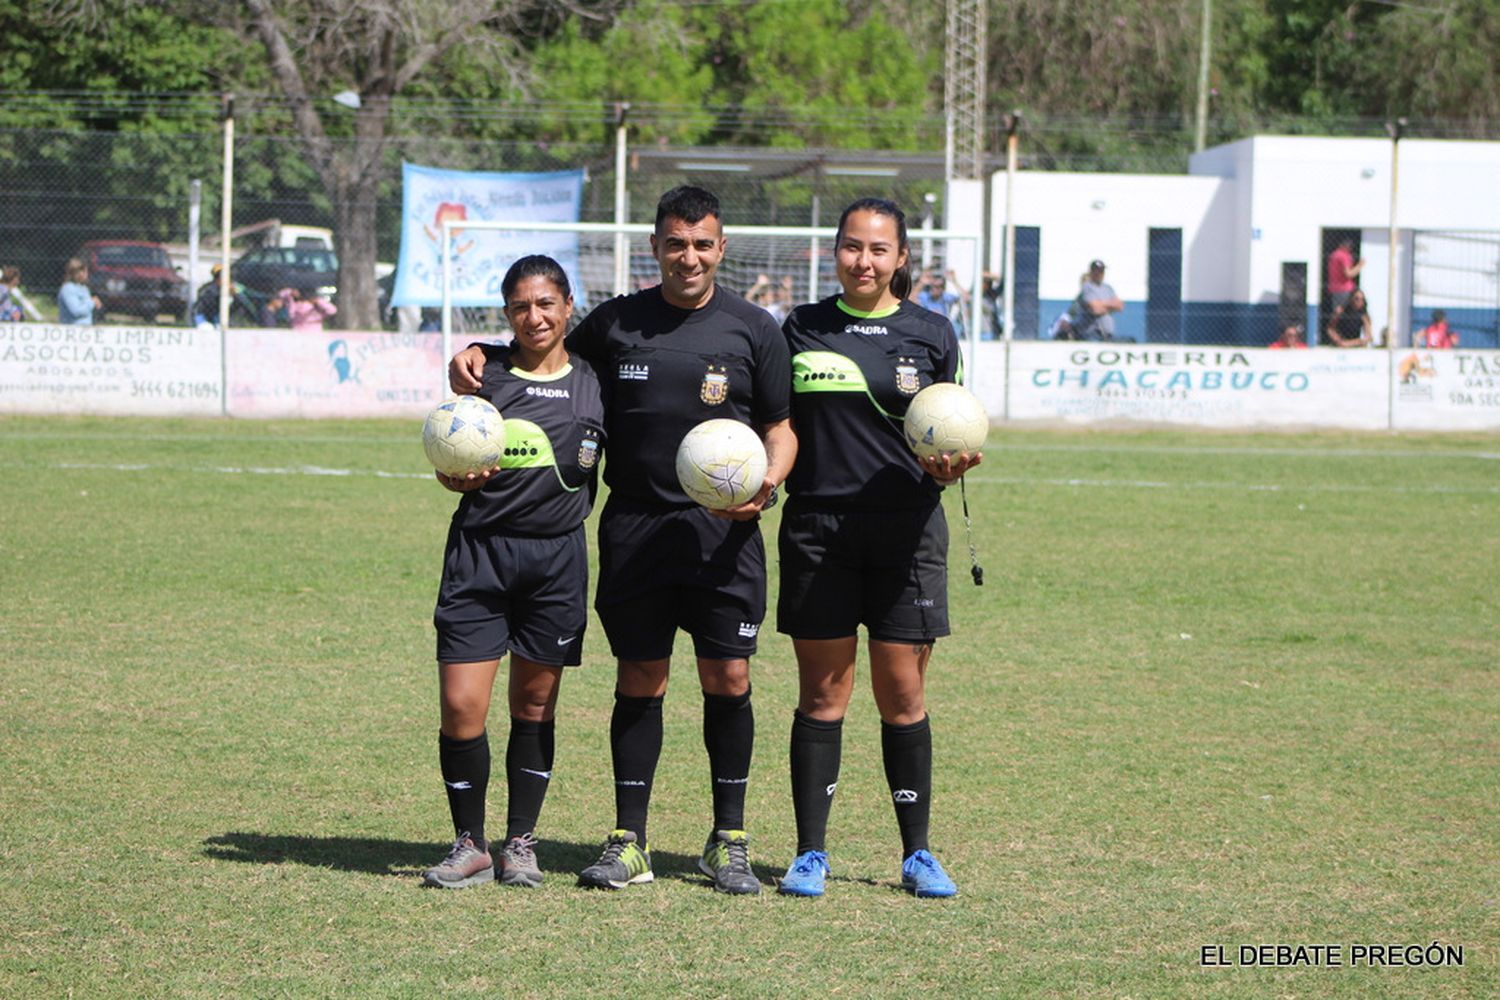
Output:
[1358, 0, 1500, 125]
[527, 2, 716, 146]
[710, 0, 931, 149]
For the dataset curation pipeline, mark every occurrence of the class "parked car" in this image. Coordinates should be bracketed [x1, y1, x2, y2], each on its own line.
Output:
[232, 246, 390, 322]
[231, 246, 341, 298]
[81, 240, 190, 322]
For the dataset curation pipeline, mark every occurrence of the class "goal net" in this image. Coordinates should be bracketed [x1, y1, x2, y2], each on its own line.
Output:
[438, 219, 986, 367]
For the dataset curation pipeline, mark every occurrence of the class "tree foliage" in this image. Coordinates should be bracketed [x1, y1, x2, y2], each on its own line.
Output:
[7, 0, 1500, 309]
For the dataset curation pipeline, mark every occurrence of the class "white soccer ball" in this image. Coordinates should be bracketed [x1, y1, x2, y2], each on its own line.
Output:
[675, 418, 768, 510]
[903, 382, 988, 460]
[422, 395, 505, 477]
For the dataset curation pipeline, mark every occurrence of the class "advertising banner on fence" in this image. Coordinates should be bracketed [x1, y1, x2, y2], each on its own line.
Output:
[0, 323, 221, 415]
[1391, 349, 1500, 430]
[390, 162, 585, 309]
[225, 329, 445, 419]
[1006, 342, 1388, 428]
[967, 341, 1009, 416]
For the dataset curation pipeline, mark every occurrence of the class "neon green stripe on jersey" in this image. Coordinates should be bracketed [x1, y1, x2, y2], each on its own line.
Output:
[793, 350, 904, 422]
[792, 351, 869, 393]
[499, 418, 556, 470]
[835, 299, 901, 319]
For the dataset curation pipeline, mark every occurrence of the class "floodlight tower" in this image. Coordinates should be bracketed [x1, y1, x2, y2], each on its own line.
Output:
[944, 0, 988, 361]
[944, 0, 987, 183]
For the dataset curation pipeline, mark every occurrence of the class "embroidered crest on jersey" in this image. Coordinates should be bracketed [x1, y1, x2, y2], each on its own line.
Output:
[700, 363, 729, 405]
[895, 357, 921, 395]
[577, 436, 600, 470]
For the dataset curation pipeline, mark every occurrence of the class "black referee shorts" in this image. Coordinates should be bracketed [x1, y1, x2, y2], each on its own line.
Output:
[776, 500, 950, 643]
[594, 496, 767, 662]
[433, 522, 588, 666]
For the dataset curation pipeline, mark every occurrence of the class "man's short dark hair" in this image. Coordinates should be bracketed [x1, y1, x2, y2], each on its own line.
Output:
[655, 185, 721, 233]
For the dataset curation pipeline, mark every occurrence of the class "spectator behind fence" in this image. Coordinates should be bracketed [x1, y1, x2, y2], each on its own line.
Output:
[1326, 239, 1364, 311]
[1419, 309, 1458, 349]
[1323, 288, 1372, 348]
[746, 272, 793, 324]
[1066, 259, 1124, 341]
[1, 266, 42, 321]
[913, 269, 962, 314]
[1268, 323, 1308, 349]
[57, 258, 101, 325]
[981, 270, 1003, 340]
[193, 265, 257, 328]
[259, 289, 289, 328]
[285, 287, 337, 332]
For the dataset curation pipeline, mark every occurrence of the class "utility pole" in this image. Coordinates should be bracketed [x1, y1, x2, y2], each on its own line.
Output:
[1194, 0, 1213, 151]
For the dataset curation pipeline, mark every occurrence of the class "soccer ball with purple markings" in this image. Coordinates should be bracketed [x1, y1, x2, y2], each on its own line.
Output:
[674, 418, 768, 510]
[902, 383, 988, 461]
[422, 395, 505, 477]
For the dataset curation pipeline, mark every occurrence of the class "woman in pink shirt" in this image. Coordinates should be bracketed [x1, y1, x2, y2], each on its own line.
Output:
[284, 287, 337, 332]
[1420, 310, 1458, 349]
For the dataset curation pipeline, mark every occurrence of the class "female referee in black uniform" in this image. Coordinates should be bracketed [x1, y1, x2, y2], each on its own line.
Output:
[422, 255, 605, 889]
[776, 198, 981, 898]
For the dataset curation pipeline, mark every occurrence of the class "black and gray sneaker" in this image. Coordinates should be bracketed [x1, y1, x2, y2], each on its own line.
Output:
[421, 832, 494, 889]
[498, 832, 543, 888]
[698, 829, 761, 895]
[577, 829, 654, 889]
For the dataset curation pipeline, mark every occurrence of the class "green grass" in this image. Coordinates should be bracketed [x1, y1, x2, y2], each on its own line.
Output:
[1, 417, 1496, 998]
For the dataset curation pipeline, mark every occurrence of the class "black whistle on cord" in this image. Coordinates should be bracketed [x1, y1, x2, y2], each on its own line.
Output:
[971, 565, 984, 587]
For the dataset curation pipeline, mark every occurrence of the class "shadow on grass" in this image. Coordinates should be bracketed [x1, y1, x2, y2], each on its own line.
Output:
[202, 832, 781, 886]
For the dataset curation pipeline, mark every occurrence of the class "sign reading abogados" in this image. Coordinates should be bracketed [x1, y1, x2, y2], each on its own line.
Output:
[0, 323, 221, 415]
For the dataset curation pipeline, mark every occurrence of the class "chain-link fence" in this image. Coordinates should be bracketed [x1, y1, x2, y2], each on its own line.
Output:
[5, 116, 1498, 350]
[1410, 230, 1500, 349]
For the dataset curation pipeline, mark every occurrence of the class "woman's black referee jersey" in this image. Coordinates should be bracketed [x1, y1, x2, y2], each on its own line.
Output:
[782, 297, 962, 510]
[460, 345, 607, 536]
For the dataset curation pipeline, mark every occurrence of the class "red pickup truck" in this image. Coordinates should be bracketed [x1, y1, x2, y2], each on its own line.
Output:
[81, 240, 190, 322]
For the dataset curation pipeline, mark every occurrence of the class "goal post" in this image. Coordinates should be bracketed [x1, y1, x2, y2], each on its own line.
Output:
[439, 218, 987, 393]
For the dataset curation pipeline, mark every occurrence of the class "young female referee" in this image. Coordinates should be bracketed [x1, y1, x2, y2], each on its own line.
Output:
[422, 255, 606, 889]
[775, 198, 981, 898]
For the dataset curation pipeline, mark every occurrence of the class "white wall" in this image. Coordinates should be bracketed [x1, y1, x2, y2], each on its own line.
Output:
[991, 136, 1500, 310]
[1195, 136, 1500, 308]
[991, 172, 1226, 302]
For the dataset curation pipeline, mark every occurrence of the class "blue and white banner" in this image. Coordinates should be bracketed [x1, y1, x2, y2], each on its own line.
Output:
[391, 163, 585, 308]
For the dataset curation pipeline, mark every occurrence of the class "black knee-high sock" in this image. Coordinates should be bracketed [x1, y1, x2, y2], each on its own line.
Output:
[703, 687, 754, 832]
[504, 717, 554, 840]
[789, 710, 843, 855]
[881, 715, 932, 857]
[610, 693, 664, 846]
[439, 730, 490, 846]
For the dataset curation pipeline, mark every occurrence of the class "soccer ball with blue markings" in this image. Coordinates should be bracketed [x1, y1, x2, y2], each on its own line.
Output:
[902, 383, 988, 461]
[422, 395, 505, 477]
[675, 418, 768, 510]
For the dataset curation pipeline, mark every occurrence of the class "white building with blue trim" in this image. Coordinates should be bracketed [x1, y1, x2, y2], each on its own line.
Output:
[991, 136, 1500, 349]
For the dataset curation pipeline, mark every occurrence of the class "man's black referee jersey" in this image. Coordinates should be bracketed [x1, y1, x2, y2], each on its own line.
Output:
[459, 345, 606, 536]
[565, 286, 791, 506]
[783, 297, 962, 510]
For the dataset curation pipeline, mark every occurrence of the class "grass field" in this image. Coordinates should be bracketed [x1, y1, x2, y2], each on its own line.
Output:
[1, 416, 1496, 998]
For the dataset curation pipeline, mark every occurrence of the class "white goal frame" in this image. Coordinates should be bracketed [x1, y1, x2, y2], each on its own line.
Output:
[440, 219, 987, 393]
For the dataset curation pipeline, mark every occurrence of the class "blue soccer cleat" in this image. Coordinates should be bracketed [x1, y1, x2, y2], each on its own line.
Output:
[777, 850, 830, 897]
[900, 849, 957, 898]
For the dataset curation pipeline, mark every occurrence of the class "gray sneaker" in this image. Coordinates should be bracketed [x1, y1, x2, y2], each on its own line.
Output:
[577, 829, 654, 889]
[698, 829, 761, 895]
[421, 832, 494, 889]
[498, 832, 543, 888]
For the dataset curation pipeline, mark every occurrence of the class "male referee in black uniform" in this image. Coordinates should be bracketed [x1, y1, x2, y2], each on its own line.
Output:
[450, 186, 796, 894]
